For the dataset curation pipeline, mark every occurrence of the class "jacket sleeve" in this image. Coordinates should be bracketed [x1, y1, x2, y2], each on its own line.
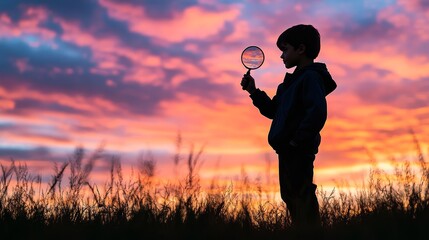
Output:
[249, 88, 278, 119]
[291, 72, 327, 146]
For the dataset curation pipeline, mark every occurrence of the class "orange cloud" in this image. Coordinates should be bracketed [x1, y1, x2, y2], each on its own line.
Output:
[0, 99, 15, 110]
[321, 40, 429, 81]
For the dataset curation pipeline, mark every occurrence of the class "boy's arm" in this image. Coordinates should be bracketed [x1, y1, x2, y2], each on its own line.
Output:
[249, 89, 278, 119]
[290, 72, 327, 147]
[241, 73, 278, 119]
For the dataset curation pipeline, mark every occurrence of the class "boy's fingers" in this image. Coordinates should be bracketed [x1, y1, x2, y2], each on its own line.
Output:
[243, 74, 253, 81]
[242, 80, 249, 90]
[241, 72, 254, 91]
[240, 79, 246, 89]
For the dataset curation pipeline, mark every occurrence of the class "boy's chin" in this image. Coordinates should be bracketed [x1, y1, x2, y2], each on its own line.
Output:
[284, 64, 295, 69]
[283, 61, 296, 69]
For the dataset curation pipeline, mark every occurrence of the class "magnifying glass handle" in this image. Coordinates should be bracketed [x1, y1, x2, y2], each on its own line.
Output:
[246, 69, 251, 76]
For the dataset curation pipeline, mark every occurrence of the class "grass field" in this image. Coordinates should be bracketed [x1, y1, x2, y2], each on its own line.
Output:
[1, 141, 429, 240]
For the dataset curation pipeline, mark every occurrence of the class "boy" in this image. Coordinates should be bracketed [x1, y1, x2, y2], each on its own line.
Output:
[241, 24, 336, 227]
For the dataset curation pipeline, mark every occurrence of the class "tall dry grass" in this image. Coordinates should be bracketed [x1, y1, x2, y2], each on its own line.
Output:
[1, 135, 429, 239]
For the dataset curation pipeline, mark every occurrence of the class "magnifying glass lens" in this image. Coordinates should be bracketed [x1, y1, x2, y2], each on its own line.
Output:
[241, 46, 265, 70]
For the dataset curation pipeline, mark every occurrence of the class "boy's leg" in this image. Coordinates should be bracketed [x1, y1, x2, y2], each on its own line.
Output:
[278, 156, 298, 223]
[278, 151, 321, 227]
[297, 183, 321, 227]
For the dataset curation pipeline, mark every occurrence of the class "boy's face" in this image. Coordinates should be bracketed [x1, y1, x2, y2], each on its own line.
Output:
[280, 43, 302, 69]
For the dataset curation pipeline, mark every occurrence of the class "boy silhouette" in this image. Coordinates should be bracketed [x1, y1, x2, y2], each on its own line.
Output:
[241, 24, 336, 227]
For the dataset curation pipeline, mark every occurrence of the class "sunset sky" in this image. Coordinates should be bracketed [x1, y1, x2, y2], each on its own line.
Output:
[1, 0, 429, 191]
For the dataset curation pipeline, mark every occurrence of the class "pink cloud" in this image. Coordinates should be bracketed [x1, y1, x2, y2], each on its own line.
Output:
[52, 18, 166, 85]
[377, 3, 429, 41]
[15, 59, 32, 73]
[0, 83, 120, 117]
[99, 0, 242, 43]
[0, 8, 56, 44]
[377, 6, 411, 28]
[398, 0, 429, 12]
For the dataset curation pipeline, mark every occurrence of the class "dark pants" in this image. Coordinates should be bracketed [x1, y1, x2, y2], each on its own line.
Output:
[278, 150, 321, 228]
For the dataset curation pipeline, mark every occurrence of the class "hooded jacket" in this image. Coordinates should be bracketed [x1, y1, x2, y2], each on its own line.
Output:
[250, 62, 337, 154]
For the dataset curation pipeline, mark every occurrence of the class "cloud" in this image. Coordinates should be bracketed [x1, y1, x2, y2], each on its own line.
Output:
[355, 77, 429, 109]
[99, 0, 242, 43]
[398, 0, 429, 11]
[108, 0, 200, 19]
[177, 78, 238, 103]
[0, 35, 175, 117]
[0, 146, 55, 162]
[0, 38, 89, 71]
[0, 2, 242, 124]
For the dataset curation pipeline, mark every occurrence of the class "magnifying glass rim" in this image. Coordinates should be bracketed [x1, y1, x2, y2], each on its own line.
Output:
[241, 45, 265, 70]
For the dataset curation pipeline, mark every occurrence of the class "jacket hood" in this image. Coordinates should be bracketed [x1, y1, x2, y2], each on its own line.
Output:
[298, 62, 337, 96]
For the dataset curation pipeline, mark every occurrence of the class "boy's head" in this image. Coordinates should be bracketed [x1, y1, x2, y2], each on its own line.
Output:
[276, 24, 320, 60]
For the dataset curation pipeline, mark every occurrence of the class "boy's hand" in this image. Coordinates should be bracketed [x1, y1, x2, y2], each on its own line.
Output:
[241, 72, 257, 94]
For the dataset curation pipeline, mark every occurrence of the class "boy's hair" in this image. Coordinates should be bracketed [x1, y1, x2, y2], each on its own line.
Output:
[276, 24, 321, 59]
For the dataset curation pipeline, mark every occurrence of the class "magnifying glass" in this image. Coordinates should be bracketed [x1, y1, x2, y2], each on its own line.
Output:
[241, 45, 265, 75]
